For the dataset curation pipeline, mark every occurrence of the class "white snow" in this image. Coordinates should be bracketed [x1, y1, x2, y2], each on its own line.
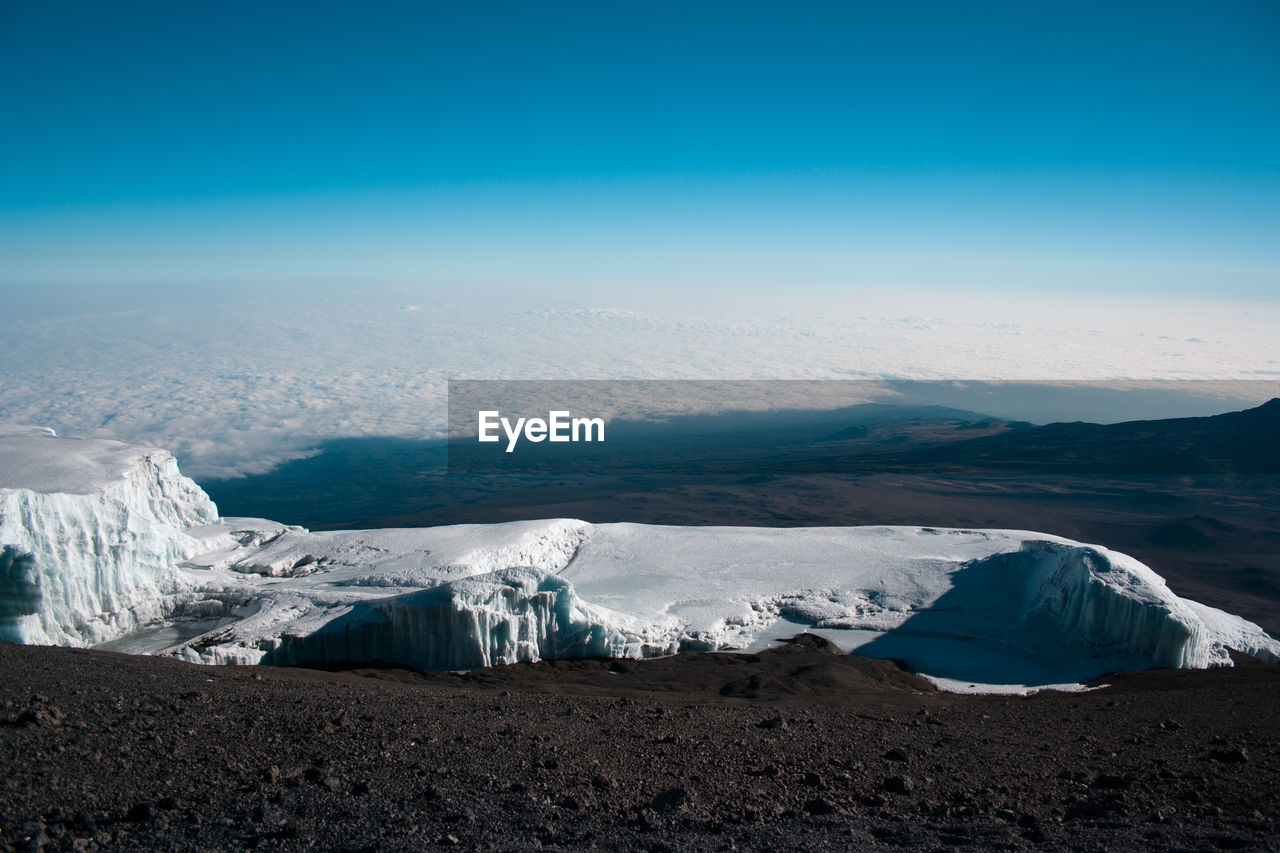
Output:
[919, 677, 1106, 696]
[0, 427, 218, 646]
[2, 427, 1277, 690]
[265, 567, 677, 671]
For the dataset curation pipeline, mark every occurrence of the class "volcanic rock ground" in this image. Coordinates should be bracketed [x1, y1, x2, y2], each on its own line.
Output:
[1, 638, 1277, 852]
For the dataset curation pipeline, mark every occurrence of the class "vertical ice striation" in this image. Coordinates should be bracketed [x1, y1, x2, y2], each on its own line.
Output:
[268, 567, 678, 670]
[0, 429, 218, 646]
[1018, 540, 1257, 669]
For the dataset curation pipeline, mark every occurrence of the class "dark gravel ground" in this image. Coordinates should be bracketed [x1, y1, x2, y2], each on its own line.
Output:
[1, 638, 1277, 852]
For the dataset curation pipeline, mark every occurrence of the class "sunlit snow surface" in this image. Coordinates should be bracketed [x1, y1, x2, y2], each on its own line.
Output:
[2, 428, 1277, 692]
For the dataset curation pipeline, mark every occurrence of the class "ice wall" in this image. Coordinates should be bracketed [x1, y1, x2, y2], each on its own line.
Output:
[267, 567, 678, 670]
[0, 430, 217, 645]
[1019, 541, 1277, 667]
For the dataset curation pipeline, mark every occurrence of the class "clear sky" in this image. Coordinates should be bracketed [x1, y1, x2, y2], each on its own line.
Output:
[2, 0, 1278, 298]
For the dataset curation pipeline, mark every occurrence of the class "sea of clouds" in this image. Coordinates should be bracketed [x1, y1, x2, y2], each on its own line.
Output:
[1, 284, 1277, 479]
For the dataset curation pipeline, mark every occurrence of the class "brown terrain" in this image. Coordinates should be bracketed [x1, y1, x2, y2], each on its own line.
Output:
[2, 638, 1278, 852]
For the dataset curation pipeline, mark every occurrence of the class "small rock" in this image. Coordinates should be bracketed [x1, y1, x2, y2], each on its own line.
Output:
[756, 716, 786, 730]
[1092, 774, 1131, 791]
[882, 776, 914, 795]
[19, 821, 49, 851]
[125, 802, 156, 823]
[885, 748, 909, 762]
[801, 771, 824, 787]
[16, 705, 64, 727]
[1208, 747, 1249, 764]
[804, 797, 837, 816]
[651, 787, 688, 812]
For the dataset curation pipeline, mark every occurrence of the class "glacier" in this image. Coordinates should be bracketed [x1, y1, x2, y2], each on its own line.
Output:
[0, 426, 217, 646]
[1, 427, 1277, 689]
[265, 567, 678, 671]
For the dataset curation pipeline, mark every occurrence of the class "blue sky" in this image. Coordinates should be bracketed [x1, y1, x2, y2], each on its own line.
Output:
[2, 0, 1278, 298]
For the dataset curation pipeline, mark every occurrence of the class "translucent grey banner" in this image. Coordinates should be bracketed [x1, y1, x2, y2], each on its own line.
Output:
[446, 379, 1280, 476]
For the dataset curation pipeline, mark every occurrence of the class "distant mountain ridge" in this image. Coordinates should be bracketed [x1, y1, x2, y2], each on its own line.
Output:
[865, 398, 1280, 475]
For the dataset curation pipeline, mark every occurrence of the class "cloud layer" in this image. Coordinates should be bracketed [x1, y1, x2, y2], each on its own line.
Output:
[1, 286, 1277, 479]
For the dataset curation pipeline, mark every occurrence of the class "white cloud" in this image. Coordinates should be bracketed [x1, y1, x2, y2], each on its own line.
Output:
[1, 287, 1277, 479]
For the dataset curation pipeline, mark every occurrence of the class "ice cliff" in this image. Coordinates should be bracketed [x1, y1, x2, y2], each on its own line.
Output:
[1, 427, 1276, 688]
[266, 567, 678, 670]
[0, 427, 217, 646]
